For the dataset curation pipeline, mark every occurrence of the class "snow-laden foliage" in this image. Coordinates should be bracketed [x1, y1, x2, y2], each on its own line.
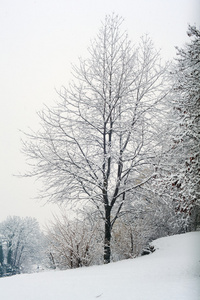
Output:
[151, 25, 200, 231]
[172, 25, 200, 212]
[22, 14, 170, 263]
[111, 190, 187, 261]
[0, 216, 45, 276]
[163, 25, 200, 230]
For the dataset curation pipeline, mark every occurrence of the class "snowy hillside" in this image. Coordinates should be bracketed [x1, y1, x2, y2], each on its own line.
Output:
[0, 232, 200, 300]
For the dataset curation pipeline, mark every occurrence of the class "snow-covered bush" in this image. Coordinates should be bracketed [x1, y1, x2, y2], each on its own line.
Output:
[45, 213, 103, 269]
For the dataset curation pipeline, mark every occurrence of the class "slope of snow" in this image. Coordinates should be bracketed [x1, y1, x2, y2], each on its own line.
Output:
[0, 232, 200, 300]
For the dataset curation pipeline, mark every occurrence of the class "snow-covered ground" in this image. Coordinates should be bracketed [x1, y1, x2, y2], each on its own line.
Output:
[0, 232, 200, 300]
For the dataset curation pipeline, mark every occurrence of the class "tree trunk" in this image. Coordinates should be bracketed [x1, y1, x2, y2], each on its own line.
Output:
[104, 206, 111, 264]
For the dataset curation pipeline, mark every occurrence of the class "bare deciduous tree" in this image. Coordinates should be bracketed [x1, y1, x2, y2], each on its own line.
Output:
[23, 14, 169, 263]
[45, 213, 103, 269]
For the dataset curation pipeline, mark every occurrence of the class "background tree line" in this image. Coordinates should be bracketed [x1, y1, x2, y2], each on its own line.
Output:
[0, 216, 45, 277]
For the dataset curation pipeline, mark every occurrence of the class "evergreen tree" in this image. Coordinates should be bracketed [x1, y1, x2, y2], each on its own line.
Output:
[0, 242, 4, 277]
[170, 25, 200, 229]
[0, 242, 4, 265]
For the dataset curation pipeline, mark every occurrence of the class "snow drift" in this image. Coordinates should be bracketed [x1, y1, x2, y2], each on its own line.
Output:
[0, 232, 199, 300]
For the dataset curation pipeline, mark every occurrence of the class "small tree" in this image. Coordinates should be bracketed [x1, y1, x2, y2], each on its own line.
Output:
[22, 14, 169, 263]
[45, 213, 103, 269]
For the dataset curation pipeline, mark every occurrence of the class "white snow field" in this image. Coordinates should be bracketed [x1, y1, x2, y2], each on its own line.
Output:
[0, 232, 200, 300]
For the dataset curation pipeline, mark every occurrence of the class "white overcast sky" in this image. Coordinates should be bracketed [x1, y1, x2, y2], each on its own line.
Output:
[0, 0, 199, 227]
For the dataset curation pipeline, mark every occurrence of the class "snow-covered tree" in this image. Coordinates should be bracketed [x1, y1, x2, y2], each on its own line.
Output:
[22, 14, 169, 263]
[0, 216, 44, 276]
[0, 241, 4, 277]
[166, 25, 200, 230]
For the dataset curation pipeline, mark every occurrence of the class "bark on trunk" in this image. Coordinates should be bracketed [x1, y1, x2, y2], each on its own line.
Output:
[104, 206, 111, 264]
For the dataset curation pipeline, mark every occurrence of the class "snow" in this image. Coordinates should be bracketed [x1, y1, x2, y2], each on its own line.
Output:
[0, 232, 200, 300]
